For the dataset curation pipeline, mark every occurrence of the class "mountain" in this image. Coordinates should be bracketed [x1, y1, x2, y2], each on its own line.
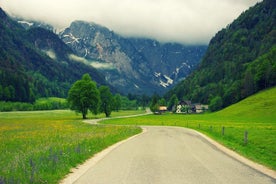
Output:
[165, 0, 276, 110]
[59, 21, 207, 95]
[16, 18, 54, 31]
[0, 8, 108, 102]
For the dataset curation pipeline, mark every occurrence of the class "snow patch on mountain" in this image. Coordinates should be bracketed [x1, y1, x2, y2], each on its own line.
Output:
[62, 33, 80, 44]
[173, 62, 191, 76]
[59, 21, 207, 95]
[154, 72, 161, 77]
[17, 20, 33, 27]
[154, 72, 174, 88]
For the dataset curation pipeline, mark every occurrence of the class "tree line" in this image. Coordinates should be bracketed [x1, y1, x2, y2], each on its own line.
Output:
[68, 73, 122, 119]
[164, 0, 276, 112]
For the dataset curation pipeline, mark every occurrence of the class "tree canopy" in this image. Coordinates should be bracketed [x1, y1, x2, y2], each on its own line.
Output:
[67, 74, 100, 119]
[99, 86, 113, 117]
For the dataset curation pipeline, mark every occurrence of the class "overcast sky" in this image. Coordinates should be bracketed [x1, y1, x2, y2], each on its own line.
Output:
[0, 0, 261, 44]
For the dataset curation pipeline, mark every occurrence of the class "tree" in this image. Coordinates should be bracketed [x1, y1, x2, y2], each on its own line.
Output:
[0, 85, 3, 100]
[67, 74, 100, 119]
[150, 94, 160, 112]
[243, 69, 255, 97]
[168, 94, 178, 112]
[140, 94, 150, 109]
[158, 98, 167, 106]
[209, 96, 223, 112]
[113, 93, 122, 112]
[99, 86, 113, 117]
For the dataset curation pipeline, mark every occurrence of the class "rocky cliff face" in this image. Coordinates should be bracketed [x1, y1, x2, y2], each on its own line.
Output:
[59, 21, 207, 95]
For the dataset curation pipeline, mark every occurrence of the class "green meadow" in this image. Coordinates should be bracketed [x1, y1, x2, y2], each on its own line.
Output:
[103, 87, 276, 170]
[0, 110, 142, 183]
[0, 88, 275, 183]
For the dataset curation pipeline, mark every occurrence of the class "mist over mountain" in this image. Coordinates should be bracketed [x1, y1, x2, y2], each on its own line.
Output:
[166, 0, 276, 110]
[1, 5, 207, 101]
[0, 0, 260, 45]
[0, 8, 108, 102]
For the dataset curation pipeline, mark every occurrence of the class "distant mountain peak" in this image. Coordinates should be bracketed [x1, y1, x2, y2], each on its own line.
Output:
[59, 20, 207, 95]
[0, 10, 109, 102]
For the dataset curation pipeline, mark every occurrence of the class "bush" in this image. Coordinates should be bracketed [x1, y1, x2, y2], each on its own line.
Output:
[0, 102, 33, 112]
[0, 97, 68, 112]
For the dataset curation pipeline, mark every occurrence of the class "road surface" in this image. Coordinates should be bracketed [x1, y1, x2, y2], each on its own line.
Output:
[65, 126, 275, 184]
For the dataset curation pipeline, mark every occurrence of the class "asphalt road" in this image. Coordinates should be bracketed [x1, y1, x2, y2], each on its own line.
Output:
[70, 126, 275, 184]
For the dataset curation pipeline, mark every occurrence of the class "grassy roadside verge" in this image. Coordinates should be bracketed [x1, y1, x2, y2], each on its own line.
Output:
[102, 88, 276, 170]
[0, 110, 142, 183]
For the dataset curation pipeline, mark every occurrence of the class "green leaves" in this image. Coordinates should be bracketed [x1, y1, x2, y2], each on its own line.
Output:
[99, 86, 113, 117]
[68, 74, 100, 119]
[68, 74, 121, 118]
[209, 96, 223, 112]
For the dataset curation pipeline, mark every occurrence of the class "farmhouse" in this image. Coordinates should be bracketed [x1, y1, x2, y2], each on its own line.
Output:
[176, 101, 208, 114]
[159, 106, 167, 112]
[154, 106, 168, 114]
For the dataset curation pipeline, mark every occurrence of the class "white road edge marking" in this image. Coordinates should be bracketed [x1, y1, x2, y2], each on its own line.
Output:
[60, 127, 147, 184]
[60, 120, 276, 183]
[193, 129, 276, 180]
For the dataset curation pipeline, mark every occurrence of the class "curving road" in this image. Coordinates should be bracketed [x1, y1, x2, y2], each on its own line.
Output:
[66, 126, 275, 184]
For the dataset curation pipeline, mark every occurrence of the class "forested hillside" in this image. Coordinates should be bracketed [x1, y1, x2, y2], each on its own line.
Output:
[166, 0, 276, 111]
[0, 8, 107, 102]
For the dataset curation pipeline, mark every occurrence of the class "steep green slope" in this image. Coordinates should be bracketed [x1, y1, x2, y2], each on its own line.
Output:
[166, 0, 276, 110]
[0, 8, 107, 102]
[216, 86, 276, 119]
[103, 87, 276, 169]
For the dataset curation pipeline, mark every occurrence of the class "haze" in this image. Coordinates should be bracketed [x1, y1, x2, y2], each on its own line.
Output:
[0, 0, 261, 44]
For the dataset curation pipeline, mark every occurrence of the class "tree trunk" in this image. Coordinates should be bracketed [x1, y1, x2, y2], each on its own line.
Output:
[82, 113, 87, 119]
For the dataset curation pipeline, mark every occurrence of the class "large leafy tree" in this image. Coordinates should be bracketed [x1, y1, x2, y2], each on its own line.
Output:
[68, 74, 100, 119]
[113, 93, 122, 112]
[168, 94, 179, 112]
[99, 86, 114, 117]
[149, 94, 160, 113]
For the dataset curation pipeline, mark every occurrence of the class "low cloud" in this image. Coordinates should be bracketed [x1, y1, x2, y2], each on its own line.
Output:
[69, 54, 114, 70]
[43, 50, 56, 60]
[90, 62, 115, 70]
[0, 0, 260, 44]
[68, 54, 87, 63]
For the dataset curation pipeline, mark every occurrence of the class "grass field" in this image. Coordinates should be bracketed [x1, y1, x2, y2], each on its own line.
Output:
[103, 87, 276, 170]
[0, 110, 143, 183]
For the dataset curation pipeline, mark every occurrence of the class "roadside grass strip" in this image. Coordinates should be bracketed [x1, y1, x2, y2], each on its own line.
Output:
[103, 114, 276, 170]
[0, 110, 141, 183]
[103, 88, 276, 170]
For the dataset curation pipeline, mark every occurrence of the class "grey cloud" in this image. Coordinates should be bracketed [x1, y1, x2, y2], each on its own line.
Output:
[0, 0, 261, 44]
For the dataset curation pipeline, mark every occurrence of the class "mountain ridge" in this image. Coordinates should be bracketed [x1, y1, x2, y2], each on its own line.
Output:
[59, 20, 207, 95]
[165, 0, 276, 110]
[0, 8, 109, 102]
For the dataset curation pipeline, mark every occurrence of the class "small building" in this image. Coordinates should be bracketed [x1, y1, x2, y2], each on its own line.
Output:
[154, 106, 167, 114]
[176, 101, 208, 114]
[176, 101, 193, 114]
[159, 106, 167, 112]
[195, 104, 209, 113]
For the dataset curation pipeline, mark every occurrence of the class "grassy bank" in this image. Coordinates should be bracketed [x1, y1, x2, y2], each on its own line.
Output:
[103, 87, 276, 170]
[0, 110, 142, 183]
